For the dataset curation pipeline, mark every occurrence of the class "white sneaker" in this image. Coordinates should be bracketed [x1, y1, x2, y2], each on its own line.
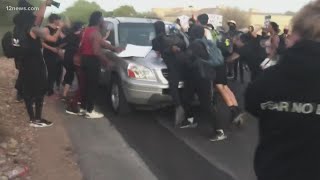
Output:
[187, 117, 194, 123]
[78, 108, 87, 116]
[210, 130, 227, 142]
[85, 110, 104, 119]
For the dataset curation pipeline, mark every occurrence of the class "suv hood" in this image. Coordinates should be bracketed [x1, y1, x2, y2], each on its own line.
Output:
[123, 50, 167, 70]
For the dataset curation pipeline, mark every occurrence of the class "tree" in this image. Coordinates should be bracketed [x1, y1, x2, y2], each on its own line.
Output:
[112, 5, 137, 17]
[220, 7, 251, 29]
[62, 0, 107, 24]
[284, 11, 295, 16]
[136, 12, 160, 19]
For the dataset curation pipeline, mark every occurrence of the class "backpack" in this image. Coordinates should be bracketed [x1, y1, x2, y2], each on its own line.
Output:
[195, 38, 224, 67]
[160, 33, 188, 56]
[1, 31, 15, 58]
[1, 24, 31, 58]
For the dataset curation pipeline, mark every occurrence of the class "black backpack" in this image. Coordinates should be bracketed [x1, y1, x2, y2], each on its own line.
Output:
[160, 33, 187, 56]
[1, 31, 15, 58]
[1, 25, 31, 58]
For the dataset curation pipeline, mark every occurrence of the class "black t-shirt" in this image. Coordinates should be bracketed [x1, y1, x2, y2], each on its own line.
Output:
[61, 33, 81, 54]
[60, 33, 80, 65]
[236, 41, 262, 72]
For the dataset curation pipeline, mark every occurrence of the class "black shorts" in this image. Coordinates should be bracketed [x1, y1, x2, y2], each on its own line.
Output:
[214, 64, 227, 85]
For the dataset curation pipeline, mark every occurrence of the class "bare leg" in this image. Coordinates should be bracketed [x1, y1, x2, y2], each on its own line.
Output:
[215, 84, 235, 107]
[224, 85, 238, 106]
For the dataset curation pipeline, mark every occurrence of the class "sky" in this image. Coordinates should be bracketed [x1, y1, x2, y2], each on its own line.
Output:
[46, 0, 312, 14]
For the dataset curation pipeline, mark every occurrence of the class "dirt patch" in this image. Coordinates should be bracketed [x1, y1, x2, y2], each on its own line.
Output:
[0, 57, 82, 179]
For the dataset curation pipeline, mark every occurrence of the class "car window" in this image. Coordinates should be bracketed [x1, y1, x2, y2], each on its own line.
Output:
[118, 23, 155, 47]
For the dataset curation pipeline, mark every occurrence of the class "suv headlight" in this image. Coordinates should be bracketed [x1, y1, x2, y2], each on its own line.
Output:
[127, 63, 157, 81]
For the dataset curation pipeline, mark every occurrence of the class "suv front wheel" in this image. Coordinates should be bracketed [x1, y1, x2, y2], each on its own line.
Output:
[109, 75, 132, 115]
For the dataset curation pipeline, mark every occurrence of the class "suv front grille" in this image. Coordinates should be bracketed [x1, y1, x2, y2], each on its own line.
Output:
[161, 69, 169, 80]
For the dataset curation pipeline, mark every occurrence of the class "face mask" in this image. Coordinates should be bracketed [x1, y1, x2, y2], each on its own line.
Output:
[229, 25, 236, 31]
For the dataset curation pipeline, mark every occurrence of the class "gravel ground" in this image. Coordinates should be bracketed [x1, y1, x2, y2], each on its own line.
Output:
[0, 57, 82, 180]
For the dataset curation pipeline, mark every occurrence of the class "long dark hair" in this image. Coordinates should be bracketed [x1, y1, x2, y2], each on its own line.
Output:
[269, 22, 280, 33]
[154, 21, 165, 36]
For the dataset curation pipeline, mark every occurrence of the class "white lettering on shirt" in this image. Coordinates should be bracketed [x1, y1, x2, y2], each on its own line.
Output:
[302, 103, 313, 114]
[279, 102, 290, 112]
[291, 103, 303, 113]
[260, 101, 319, 115]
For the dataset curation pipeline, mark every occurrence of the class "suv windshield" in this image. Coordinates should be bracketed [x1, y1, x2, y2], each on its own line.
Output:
[118, 23, 155, 47]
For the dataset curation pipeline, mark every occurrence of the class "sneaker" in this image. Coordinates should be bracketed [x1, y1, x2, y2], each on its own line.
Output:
[233, 113, 245, 127]
[187, 117, 194, 123]
[227, 75, 234, 80]
[179, 121, 198, 129]
[210, 130, 227, 142]
[78, 108, 87, 116]
[61, 96, 68, 102]
[16, 93, 23, 103]
[30, 119, 53, 128]
[66, 106, 80, 115]
[85, 110, 104, 119]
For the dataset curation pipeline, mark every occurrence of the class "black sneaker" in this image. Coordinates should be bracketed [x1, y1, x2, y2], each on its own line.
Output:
[16, 93, 23, 103]
[66, 106, 81, 115]
[210, 130, 227, 142]
[61, 96, 68, 102]
[232, 113, 245, 127]
[227, 75, 234, 80]
[179, 121, 198, 129]
[30, 119, 53, 128]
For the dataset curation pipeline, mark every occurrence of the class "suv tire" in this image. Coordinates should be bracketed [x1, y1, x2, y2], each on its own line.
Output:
[109, 75, 132, 115]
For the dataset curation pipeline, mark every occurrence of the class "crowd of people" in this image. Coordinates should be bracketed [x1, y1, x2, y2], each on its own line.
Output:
[11, 0, 123, 127]
[152, 13, 294, 141]
[153, 1, 320, 179]
[4, 0, 320, 179]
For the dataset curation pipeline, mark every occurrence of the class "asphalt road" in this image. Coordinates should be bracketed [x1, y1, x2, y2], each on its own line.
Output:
[60, 71, 259, 180]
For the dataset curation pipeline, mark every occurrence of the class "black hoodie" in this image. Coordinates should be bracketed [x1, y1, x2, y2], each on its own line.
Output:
[245, 40, 320, 180]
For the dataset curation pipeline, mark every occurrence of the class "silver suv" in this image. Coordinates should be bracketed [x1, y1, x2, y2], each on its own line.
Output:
[100, 17, 186, 114]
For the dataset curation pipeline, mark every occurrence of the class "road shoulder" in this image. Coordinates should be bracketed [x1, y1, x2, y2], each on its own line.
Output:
[31, 96, 83, 180]
[57, 101, 158, 180]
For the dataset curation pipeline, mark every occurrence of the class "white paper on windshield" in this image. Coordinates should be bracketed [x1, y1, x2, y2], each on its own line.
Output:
[117, 44, 152, 58]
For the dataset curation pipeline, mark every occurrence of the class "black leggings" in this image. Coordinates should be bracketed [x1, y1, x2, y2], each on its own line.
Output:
[233, 58, 244, 81]
[24, 96, 44, 121]
[63, 62, 75, 86]
[44, 56, 58, 92]
[183, 75, 220, 134]
[164, 57, 184, 107]
[56, 60, 63, 87]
